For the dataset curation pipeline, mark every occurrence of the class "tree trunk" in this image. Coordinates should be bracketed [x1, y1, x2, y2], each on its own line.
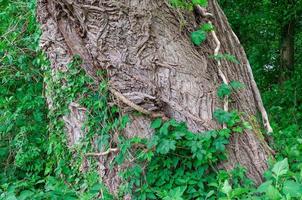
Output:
[280, 20, 295, 81]
[37, 0, 272, 193]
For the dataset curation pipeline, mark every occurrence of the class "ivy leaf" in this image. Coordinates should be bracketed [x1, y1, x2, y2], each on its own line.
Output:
[282, 180, 302, 197]
[192, 0, 208, 7]
[191, 30, 207, 46]
[272, 158, 289, 177]
[151, 118, 162, 129]
[157, 139, 176, 154]
[217, 83, 231, 99]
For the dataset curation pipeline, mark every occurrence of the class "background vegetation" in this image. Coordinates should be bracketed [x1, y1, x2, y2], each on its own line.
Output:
[1, 0, 302, 199]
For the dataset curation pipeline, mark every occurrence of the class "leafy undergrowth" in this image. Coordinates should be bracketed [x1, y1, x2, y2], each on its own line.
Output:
[1, 0, 302, 200]
[0, 1, 114, 199]
[116, 115, 302, 199]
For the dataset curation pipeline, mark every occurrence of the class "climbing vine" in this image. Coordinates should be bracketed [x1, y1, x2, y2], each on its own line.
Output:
[2, 0, 302, 200]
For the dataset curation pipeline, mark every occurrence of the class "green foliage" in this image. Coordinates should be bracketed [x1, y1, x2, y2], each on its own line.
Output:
[217, 81, 245, 99]
[191, 30, 207, 46]
[209, 53, 240, 64]
[2, 0, 302, 199]
[255, 158, 302, 199]
[200, 23, 214, 32]
[190, 23, 215, 46]
[219, 1, 302, 199]
[217, 84, 232, 99]
[117, 118, 256, 199]
[0, 1, 115, 196]
[0, 0, 48, 196]
[192, 0, 208, 7]
[169, 0, 208, 9]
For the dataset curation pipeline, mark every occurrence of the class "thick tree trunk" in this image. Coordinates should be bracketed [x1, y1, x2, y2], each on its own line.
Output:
[37, 0, 272, 193]
[280, 20, 295, 81]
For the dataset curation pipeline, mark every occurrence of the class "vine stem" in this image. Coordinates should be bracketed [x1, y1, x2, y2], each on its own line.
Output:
[207, 20, 229, 129]
[196, 5, 273, 133]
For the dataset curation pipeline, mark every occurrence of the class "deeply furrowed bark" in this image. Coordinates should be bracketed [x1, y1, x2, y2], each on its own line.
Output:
[37, 0, 272, 193]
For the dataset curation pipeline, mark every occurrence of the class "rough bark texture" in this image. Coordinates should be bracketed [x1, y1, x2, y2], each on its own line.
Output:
[37, 0, 272, 193]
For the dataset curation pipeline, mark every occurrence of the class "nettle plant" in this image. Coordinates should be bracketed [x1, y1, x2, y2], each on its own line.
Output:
[112, 1, 302, 198]
[115, 83, 257, 200]
[115, 84, 302, 200]
[2, 0, 302, 199]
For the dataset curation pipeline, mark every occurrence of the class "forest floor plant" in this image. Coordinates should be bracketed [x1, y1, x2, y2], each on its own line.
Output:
[1, 0, 302, 200]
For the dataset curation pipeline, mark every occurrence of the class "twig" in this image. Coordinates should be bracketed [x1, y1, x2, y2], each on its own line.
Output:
[109, 87, 168, 120]
[86, 148, 119, 156]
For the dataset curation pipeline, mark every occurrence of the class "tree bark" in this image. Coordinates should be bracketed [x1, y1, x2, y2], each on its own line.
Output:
[37, 0, 272, 193]
[280, 20, 295, 81]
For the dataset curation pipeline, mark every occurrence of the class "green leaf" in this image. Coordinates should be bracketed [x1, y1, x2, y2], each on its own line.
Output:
[163, 186, 186, 200]
[151, 118, 162, 129]
[266, 185, 281, 200]
[214, 137, 229, 152]
[217, 83, 231, 99]
[272, 158, 289, 177]
[18, 190, 34, 200]
[221, 180, 232, 195]
[205, 190, 215, 199]
[282, 180, 302, 197]
[120, 115, 130, 129]
[213, 109, 232, 124]
[242, 121, 252, 130]
[192, 0, 208, 7]
[156, 139, 176, 154]
[160, 122, 170, 135]
[230, 81, 245, 90]
[191, 30, 207, 46]
[222, 54, 240, 64]
[201, 23, 214, 32]
[169, 0, 186, 8]
[209, 53, 240, 64]
[147, 135, 159, 149]
[232, 126, 243, 133]
[256, 181, 273, 193]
